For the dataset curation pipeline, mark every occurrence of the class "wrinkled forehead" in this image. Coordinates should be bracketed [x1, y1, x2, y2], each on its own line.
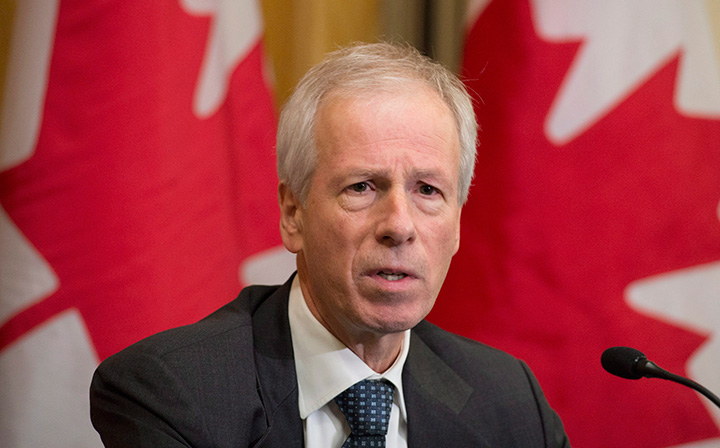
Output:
[316, 85, 453, 144]
[313, 86, 460, 178]
[313, 84, 460, 179]
[317, 84, 454, 130]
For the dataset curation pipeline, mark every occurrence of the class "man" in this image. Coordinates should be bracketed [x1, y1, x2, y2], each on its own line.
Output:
[90, 42, 570, 447]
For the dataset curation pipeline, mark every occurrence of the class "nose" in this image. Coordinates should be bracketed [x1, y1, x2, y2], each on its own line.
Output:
[375, 189, 417, 246]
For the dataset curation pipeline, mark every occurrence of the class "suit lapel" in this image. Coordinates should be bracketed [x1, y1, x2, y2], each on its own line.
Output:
[404, 330, 491, 447]
[245, 282, 496, 447]
[250, 279, 304, 448]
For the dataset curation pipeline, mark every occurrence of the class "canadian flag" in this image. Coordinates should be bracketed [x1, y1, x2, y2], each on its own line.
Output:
[0, 1, 292, 446]
[430, 0, 720, 447]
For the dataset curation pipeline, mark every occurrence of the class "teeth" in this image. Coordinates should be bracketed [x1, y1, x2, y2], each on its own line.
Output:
[378, 272, 407, 281]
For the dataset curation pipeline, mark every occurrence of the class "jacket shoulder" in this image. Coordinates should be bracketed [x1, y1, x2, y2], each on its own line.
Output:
[408, 320, 570, 447]
[90, 282, 289, 447]
[411, 319, 520, 369]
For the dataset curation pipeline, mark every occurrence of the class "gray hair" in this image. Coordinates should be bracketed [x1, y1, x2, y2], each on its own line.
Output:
[276, 42, 478, 204]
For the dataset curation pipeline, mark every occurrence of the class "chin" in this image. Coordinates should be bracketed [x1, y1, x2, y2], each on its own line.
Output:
[364, 302, 432, 334]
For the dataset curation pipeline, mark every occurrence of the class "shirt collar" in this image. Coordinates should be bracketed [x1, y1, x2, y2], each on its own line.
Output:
[288, 276, 410, 420]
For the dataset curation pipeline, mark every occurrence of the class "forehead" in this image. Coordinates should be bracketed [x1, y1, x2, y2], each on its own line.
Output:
[318, 82, 452, 126]
[313, 86, 460, 171]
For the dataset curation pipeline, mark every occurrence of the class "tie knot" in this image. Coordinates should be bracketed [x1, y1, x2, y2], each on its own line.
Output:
[334, 379, 395, 444]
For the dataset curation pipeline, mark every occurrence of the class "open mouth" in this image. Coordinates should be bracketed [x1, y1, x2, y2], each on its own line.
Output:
[377, 271, 408, 281]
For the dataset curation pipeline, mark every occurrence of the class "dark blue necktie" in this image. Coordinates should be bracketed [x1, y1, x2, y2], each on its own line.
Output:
[334, 379, 395, 448]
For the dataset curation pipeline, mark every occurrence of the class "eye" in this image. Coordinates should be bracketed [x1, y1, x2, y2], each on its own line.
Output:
[341, 181, 375, 211]
[348, 182, 370, 193]
[419, 184, 438, 196]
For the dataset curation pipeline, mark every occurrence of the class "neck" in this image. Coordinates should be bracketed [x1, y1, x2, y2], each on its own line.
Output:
[344, 332, 404, 373]
[297, 277, 405, 373]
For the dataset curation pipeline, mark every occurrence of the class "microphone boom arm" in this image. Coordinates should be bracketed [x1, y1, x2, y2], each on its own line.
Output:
[638, 359, 720, 409]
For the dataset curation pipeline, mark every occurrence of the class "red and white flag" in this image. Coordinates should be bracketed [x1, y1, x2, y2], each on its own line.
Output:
[430, 0, 720, 446]
[0, 1, 292, 446]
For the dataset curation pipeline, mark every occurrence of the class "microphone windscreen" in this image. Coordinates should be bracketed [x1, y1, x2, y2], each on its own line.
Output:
[601, 346, 647, 380]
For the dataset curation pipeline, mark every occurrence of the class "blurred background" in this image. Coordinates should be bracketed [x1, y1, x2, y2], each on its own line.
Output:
[1, 1, 719, 447]
[260, 0, 468, 105]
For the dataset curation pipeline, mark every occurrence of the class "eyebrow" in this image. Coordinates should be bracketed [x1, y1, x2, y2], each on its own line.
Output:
[331, 166, 454, 188]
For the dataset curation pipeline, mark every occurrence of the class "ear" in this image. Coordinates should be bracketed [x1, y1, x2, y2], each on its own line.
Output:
[278, 182, 303, 254]
[452, 208, 462, 255]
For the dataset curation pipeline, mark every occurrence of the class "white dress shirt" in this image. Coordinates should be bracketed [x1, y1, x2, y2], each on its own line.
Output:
[288, 277, 410, 448]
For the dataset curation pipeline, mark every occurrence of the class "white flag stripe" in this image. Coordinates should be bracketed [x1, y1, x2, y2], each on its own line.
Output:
[181, 0, 263, 117]
[626, 260, 720, 430]
[0, 309, 101, 448]
[667, 438, 720, 448]
[240, 245, 297, 286]
[0, 209, 58, 327]
[0, 0, 61, 327]
[531, 0, 720, 145]
[0, 0, 59, 170]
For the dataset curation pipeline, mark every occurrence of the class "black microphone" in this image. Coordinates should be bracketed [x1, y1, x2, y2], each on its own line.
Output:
[601, 346, 720, 409]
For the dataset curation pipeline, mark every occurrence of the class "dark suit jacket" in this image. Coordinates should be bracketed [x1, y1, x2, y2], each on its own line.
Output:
[90, 277, 570, 447]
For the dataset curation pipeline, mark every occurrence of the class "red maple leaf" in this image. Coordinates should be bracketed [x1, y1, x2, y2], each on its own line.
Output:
[0, 2, 280, 362]
[429, 1, 720, 446]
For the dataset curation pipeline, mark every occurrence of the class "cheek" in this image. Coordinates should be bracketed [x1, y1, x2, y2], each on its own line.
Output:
[428, 218, 461, 263]
[304, 211, 356, 262]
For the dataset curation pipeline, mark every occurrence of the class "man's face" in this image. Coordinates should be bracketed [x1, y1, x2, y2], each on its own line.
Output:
[280, 85, 462, 344]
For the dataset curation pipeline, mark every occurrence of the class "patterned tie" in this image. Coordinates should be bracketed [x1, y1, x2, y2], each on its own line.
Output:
[334, 379, 395, 448]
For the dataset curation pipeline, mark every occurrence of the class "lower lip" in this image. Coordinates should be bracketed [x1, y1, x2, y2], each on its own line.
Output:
[367, 273, 416, 290]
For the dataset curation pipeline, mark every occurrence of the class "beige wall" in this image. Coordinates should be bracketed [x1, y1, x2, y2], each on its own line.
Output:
[0, 0, 17, 122]
[260, 0, 381, 107]
[261, 0, 467, 108]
